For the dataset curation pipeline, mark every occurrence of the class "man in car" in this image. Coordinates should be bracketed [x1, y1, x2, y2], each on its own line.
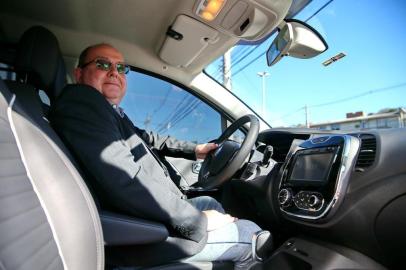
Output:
[50, 43, 268, 269]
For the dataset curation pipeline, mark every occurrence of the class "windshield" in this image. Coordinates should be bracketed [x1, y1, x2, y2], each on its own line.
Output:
[205, 0, 406, 130]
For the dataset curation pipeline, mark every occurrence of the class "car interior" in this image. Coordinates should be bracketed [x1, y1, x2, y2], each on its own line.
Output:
[1, 0, 405, 269]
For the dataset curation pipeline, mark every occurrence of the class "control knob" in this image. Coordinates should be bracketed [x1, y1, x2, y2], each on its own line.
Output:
[309, 194, 322, 209]
[278, 188, 292, 206]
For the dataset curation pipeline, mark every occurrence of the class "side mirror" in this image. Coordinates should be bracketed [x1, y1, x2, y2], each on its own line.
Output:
[267, 19, 328, 66]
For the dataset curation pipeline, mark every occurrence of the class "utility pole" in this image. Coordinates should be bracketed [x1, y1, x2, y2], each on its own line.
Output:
[257, 71, 269, 118]
[144, 113, 151, 130]
[304, 104, 310, 128]
[223, 48, 232, 90]
[221, 48, 233, 132]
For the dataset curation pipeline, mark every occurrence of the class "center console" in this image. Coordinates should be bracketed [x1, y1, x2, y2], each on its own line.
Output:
[278, 135, 360, 220]
[262, 237, 386, 270]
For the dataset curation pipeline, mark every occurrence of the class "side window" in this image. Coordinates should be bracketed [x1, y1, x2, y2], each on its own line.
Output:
[0, 63, 16, 81]
[1, 62, 51, 106]
[121, 71, 222, 144]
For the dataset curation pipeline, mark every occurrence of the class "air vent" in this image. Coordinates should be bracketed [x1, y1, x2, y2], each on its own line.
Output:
[355, 134, 376, 169]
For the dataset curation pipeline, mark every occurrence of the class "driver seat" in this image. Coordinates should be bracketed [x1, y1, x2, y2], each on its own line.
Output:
[0, 26, 235, 269]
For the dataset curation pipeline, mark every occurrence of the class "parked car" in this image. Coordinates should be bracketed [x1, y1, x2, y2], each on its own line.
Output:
[0, 0, 404, 269]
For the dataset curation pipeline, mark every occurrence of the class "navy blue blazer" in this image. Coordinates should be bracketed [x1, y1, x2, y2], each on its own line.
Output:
[49, 84, 208, 243]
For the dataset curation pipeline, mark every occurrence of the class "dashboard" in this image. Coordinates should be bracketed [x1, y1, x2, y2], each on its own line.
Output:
[235, 127, 406, 269]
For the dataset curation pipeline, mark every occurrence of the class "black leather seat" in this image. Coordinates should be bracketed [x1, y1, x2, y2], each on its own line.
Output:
[0, 26, 104, 269]
[0, 25, 234, 270]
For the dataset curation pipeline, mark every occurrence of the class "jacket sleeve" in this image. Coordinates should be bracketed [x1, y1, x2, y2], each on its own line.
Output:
[49, 85, 207, 242]
[129, 120, 197, 160]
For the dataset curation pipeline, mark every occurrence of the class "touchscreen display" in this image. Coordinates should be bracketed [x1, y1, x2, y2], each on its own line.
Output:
[289, 152, 334, 183]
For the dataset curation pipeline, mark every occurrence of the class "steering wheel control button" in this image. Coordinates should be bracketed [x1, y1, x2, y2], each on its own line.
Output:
[278, 188, 292, 207]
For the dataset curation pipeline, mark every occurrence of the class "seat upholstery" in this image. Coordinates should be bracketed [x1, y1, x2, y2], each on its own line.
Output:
[0, 78, 104, 269]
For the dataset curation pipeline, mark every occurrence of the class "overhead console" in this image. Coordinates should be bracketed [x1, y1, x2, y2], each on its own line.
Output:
[278, 135, 360, 221]
[193, 0, 291, 41]
[159, 0, 292, 67]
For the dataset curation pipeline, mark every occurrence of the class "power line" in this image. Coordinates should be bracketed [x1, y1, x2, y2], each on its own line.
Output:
[310, 82, 406, 108]
[214, 47, 252, 80]
[305, 0, 334, 22]
[212, 63, 225, 82]
[151, 88, 171, 116]
[163, 100, 202, 131]
[165, 99, 200, 126]
[156, 95, 190, 131]
[231, 46, 250, 63]
[228, 46, 262, 73]
[225, 45, 265, 77]
[240, 69, 258, 91]
[273, 107, 305, 121]
[157, 97, 200, 133]
[275, 82, 406, 121]
[233, 49, 267, 77]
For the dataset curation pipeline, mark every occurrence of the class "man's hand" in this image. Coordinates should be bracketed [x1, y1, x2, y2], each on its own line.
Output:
[203, 210, 237, 231]
[195, 143, 218, 159]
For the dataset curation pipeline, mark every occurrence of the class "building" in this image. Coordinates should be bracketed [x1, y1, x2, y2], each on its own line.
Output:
[311, 108, 406, 130]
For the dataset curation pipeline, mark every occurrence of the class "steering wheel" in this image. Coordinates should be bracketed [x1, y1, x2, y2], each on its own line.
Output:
[198, 114, 259, 189]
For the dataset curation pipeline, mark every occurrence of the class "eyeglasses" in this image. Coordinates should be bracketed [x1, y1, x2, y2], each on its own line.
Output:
[80, 58, 130, 74]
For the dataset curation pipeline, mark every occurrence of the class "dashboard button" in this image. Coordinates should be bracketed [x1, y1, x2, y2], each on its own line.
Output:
[309, 194, 323, 210]
[278, 189, 292, 207]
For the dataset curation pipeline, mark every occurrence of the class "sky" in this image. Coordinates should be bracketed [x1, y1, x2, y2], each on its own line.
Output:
[206, 0, 406, 127]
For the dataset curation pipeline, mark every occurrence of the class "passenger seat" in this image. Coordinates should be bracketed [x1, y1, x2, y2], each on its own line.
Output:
[0, 70, 104, 269]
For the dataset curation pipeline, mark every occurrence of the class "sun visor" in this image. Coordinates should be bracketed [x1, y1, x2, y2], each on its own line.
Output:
[159, 15, 219, 67]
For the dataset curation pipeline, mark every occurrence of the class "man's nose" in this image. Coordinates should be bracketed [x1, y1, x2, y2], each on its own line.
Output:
[108, 65, 119, 77]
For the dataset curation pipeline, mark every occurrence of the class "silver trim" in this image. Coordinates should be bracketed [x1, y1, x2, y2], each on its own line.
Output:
[251, 232, 261, 261]
[278, 188, 292, 206]
[251, 230, 270, 262]
[310, 135, 332, 144]
[308, 194, 321, 208]
[293, 191, 324, 212]
[7, 94, 68, 269]
[279, 135, 360, 220]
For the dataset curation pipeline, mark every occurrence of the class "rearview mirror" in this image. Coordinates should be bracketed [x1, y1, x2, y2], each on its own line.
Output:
[267, 19, 328, 66]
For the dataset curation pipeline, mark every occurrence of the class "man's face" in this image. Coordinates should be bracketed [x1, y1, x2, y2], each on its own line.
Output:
[74, 45, 127, 105]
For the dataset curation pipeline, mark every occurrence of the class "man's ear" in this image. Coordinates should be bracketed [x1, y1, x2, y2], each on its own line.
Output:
[74, 67, 82, 83]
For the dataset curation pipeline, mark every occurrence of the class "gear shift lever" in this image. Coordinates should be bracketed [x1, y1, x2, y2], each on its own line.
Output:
[252, 230, 273, 261]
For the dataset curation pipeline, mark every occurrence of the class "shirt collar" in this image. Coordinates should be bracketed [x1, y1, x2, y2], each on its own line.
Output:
[111, 103, 125, 118]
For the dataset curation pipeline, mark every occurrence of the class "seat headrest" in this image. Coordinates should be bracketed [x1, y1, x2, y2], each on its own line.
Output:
[15, 26, 66, 101]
